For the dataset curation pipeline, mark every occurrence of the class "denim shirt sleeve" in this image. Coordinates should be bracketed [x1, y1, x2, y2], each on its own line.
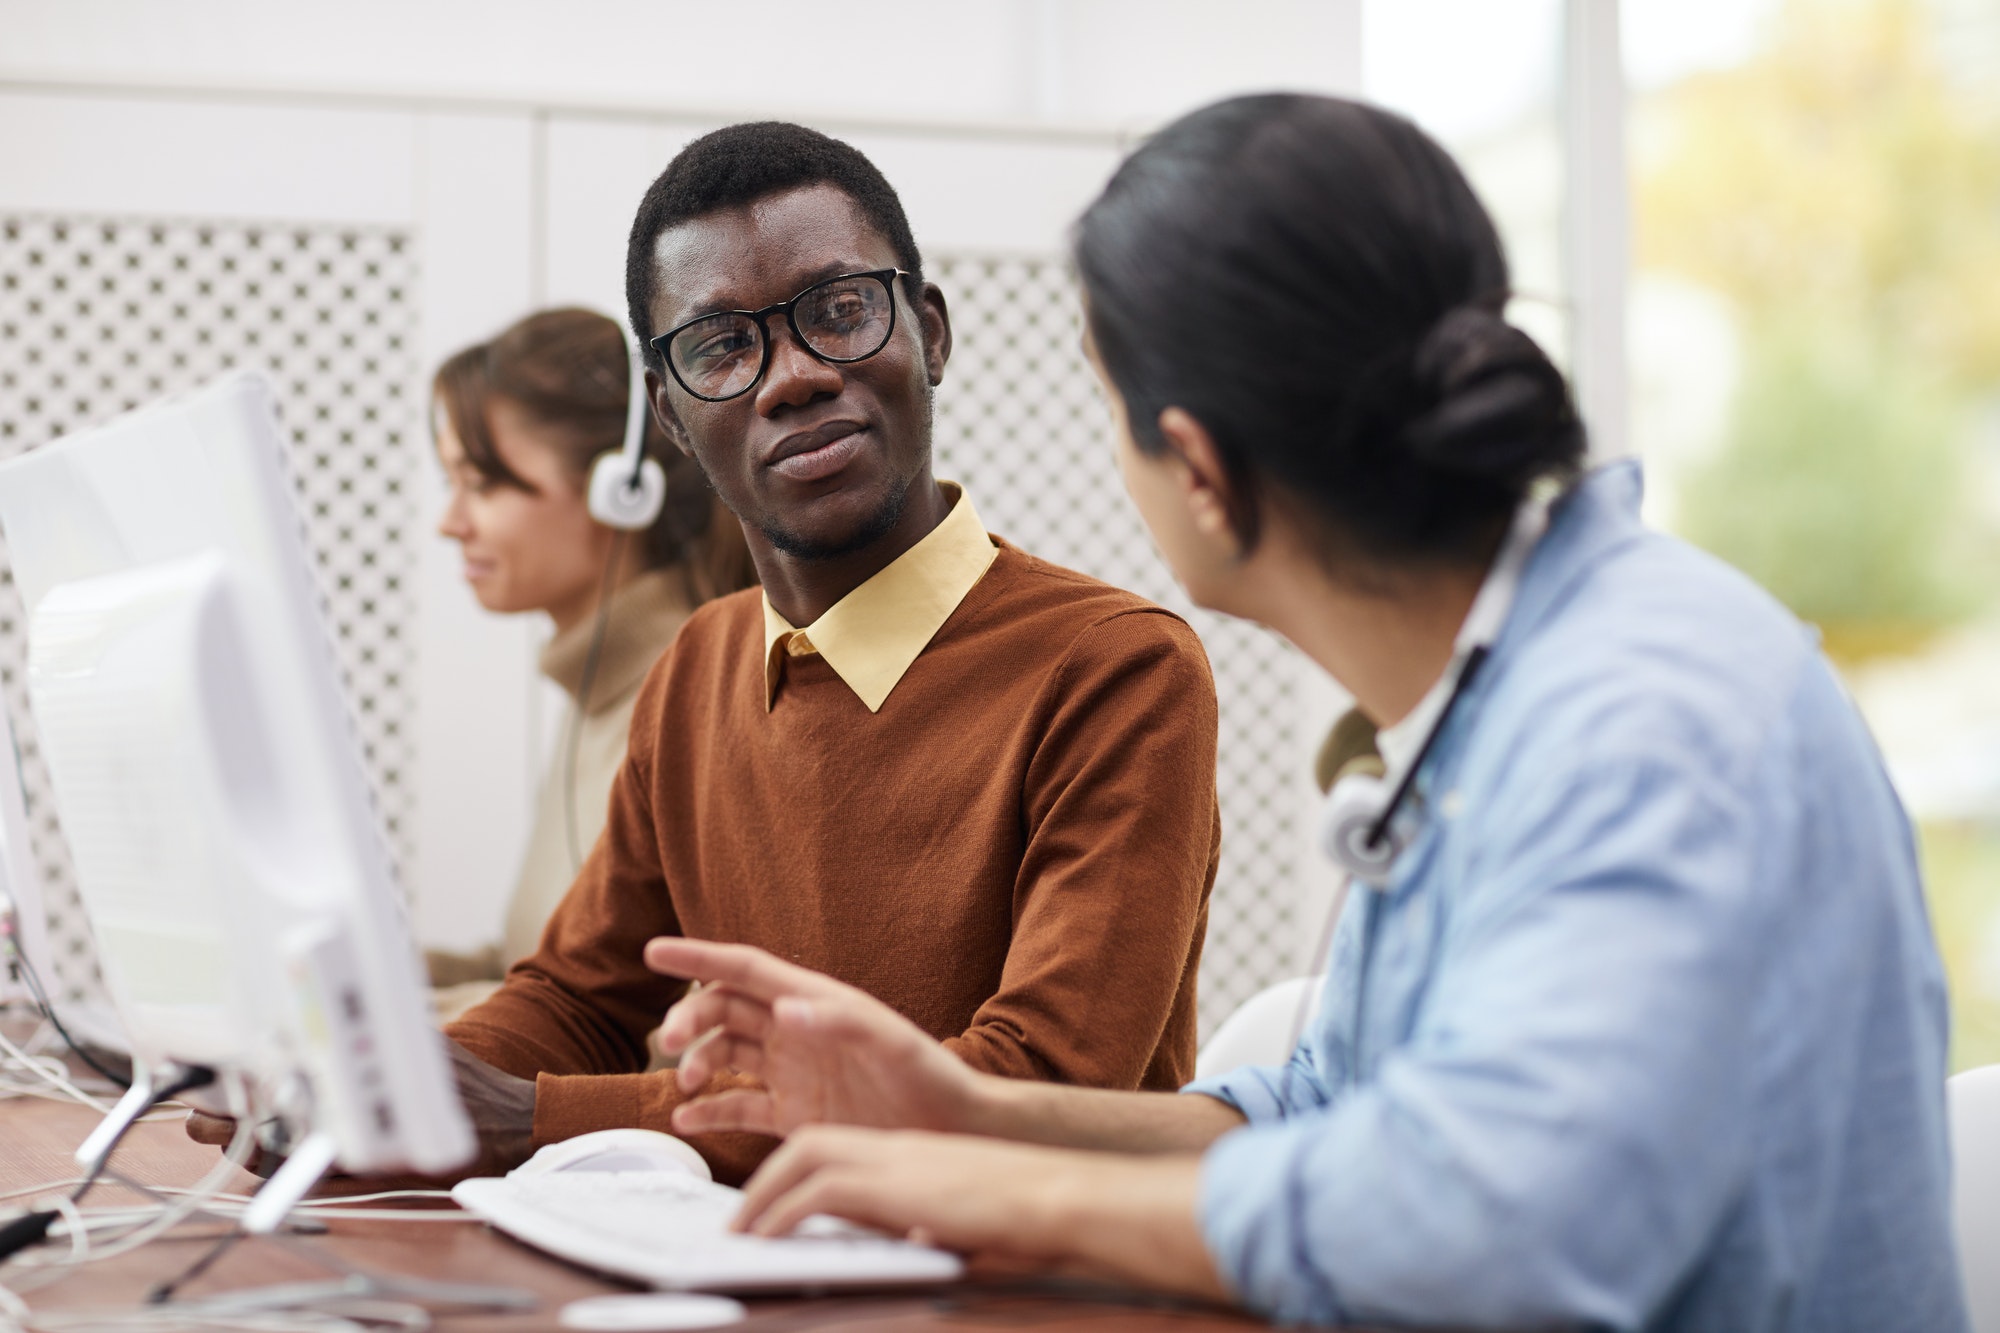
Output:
[1183, 1036, 1333, 1124]
[1195, 751, 1763, 1329]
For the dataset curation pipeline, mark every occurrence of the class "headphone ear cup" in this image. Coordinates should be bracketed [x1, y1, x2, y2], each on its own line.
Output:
[587, 452, 666, 530]
[1318, 770, 1406, 887]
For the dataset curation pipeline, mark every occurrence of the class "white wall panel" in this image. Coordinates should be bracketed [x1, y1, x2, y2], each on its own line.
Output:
[839, 132, 1123, 254]
[542, 117, 724, 319]
[410, 111, 542, 951]
[0, 0, 1358, 130]
[0, 0, 1033, 125]
[1054, 0, 1363, 121]
[0, 91, 415, 223]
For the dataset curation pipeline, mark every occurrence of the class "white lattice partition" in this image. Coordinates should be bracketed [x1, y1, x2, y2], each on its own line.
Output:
[0, 212, 421, 1002]
[932, 253, 1317, 1033]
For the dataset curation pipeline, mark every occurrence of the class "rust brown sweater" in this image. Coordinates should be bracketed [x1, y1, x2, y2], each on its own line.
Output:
[448, 539, 1220, 1182]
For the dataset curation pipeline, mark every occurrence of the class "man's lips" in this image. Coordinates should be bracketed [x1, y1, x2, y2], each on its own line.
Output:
[765, 420, 868, 482]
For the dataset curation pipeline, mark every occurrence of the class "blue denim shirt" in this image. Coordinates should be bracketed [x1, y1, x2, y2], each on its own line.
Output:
[1187, 463, 1967, 1331]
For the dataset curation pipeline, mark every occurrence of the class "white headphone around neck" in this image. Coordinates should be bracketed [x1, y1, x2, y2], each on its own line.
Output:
[1318, 485, 1558, 887]
[585, 323, 668, 530]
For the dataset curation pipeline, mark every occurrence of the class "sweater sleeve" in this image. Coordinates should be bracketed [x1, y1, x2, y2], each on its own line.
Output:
[942, 608, 1220, 1090]
[443, 661, 781, 1182]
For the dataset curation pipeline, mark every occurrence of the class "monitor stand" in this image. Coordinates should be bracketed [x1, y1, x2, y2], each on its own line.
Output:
[74, 1060, 216, 1178]
[240, 1130, 338, 1234]
[73, 1063, 159, 1175]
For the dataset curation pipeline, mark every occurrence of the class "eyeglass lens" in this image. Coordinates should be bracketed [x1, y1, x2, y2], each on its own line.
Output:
[668, 273, 896, 401]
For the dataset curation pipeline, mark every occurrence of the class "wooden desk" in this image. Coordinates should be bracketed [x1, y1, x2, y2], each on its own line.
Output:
[1, 1095, 1272, 1331]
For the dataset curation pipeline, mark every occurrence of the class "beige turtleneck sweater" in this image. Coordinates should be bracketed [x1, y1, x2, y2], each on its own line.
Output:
[430, 567, 693, 1021]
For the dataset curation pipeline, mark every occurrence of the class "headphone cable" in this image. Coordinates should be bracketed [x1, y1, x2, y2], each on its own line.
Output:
[10, 925, 130, 1090]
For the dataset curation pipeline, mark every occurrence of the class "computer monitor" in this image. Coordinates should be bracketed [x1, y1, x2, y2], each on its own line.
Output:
[0, 370, 472, 1209]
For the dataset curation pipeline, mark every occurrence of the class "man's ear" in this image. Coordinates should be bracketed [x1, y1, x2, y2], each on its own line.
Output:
[645, 369, 695, 458]
[918, 281, 953, 386]
[1156, 406, 1248, 553]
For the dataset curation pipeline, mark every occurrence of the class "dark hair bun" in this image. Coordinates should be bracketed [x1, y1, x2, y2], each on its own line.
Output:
[1076, 94, 1593, 567]
[1402, 305, 1582, 493]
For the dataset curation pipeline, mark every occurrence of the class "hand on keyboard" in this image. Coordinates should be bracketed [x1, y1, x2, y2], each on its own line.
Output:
[733, 1123, 1206, 1284]
[453, 1164, 966, 1290]
[646, 938, 980, 1139]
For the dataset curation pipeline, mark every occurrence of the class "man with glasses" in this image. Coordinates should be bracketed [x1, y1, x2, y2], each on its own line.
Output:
[437, 122, 1223, 1183]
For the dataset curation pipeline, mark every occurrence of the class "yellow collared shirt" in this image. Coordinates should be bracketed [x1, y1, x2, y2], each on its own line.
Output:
[762, 481, 1000, 712]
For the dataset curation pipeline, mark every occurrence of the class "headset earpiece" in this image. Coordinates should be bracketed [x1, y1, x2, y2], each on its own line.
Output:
[586, 324, 667, 531]
[587, 453, 665, 530]
[1318, 769, 1407, 887]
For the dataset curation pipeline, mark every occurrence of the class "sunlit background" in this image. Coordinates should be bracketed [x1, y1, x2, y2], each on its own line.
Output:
[2, 0, 1996, 1058]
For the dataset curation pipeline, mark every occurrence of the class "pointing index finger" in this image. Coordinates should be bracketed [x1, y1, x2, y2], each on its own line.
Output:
[643, 937, 846, 1004]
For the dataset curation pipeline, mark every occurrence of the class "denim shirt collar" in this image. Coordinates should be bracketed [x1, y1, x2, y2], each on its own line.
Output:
[1497, 459, 1647, 662]
[1384, 460, 1649, 873]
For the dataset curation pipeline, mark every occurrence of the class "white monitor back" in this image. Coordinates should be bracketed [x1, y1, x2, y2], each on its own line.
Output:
[0, 372, 471, 1175]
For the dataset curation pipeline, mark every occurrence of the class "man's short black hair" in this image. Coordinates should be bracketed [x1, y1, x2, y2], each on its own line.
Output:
[625, 121, 925, 372]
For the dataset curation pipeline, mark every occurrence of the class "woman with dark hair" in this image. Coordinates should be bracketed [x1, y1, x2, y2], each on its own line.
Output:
[426, 307, 754, 1018]
[635, 96, 1966, 1330]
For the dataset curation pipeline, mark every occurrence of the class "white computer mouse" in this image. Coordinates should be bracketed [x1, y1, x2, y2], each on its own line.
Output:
[558, 1293, 745, 1330]
[513, 1128, 711, 1181]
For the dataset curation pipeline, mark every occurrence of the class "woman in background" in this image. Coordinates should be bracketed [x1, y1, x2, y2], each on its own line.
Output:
[426, 307, 753, 1020]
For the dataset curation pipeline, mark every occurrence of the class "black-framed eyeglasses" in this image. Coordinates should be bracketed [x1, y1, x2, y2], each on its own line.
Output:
[651, 269, 910, 403]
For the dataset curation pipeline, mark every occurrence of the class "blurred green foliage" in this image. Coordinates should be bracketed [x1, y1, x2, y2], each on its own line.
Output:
[1678, 327, 1976, 657]
[1638, 0, 2000, 658]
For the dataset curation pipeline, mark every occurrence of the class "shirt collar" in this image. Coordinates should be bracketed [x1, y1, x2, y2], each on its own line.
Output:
[1412, 459, 1649, 792]
[762, 481, 999, 712]
[1495, 459, 1648, 664]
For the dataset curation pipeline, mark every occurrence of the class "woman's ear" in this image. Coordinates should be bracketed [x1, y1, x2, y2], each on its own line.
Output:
[1156, 407, 1245, 556]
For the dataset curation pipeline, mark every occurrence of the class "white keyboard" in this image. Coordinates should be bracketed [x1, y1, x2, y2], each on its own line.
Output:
[451, 1169, 964, 1293]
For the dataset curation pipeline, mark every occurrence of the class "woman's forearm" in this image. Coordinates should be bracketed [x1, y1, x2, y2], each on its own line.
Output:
[964, 1077, 1247, 1153]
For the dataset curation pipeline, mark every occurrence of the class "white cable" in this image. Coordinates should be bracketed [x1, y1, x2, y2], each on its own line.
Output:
[42, 1199, 86, 1269]
[0, 1280, 30, 1333]
[291, 1190, 457, 1208]
[56, 1205, 469, 1228]
[1, 1180, 465, 1222]
[12, 1307, 415, 1333]
[0, 1103, 467, 1331]
[4, 1119, 257, 1286]
[0, 1028, 111, 1112]
[0, 1180, 87, 1208]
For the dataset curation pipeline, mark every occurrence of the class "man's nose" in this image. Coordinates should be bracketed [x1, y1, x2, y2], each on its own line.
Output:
[754, 322, 844, 415]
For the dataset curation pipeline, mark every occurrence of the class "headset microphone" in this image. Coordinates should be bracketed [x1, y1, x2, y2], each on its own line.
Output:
[586, 323, 667, 530]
